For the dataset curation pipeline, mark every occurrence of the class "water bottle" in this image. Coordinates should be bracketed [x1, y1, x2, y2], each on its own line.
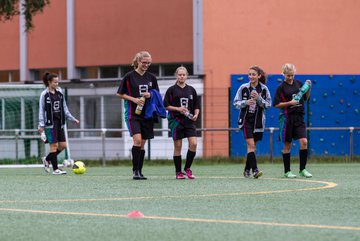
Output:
[184, 111, 194, 119]
[135, 96, 146, 115]
[40, 131, 47, 143]
[248, 90, 257, 113]
[293, 80, 311, 102]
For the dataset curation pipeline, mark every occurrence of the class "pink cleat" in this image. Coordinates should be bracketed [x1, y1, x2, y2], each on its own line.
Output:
[185, 168, 195, 179]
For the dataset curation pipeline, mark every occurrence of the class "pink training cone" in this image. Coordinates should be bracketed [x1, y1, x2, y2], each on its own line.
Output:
[127, 210, 145, 218]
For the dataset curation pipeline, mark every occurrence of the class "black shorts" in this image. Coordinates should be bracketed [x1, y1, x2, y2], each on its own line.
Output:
[279, 114, 307, 143]
[44, 119, 66, 144]
[126, 118, 154, 139]
[168, 118, 197, 141]
[242, 118, 263, 142]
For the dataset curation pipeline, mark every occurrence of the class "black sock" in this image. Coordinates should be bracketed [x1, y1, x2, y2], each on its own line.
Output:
[299, 149, 308, 171]
[173, 156, 182, 173]
[247, 152, 257, 171]
[185, 150, 196, 170]
[283, 153, 291, 173]
[244, 158, 250, 171]
[139, 150, 145, 174]
[131, 146, 141, 172]
[48, 152, 58, 170]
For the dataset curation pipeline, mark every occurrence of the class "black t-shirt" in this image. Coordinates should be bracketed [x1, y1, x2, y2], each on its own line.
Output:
[273, 80, 307, 115]
[50, 92, 61, 120]
[117, 70, 159, 120]
[163, 84, 200, 119]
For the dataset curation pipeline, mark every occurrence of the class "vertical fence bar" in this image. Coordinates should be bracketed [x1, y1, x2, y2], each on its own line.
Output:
[101, 128, 107, 167]
[15, 129, 19, 164]
[269, 127, 274, 163]
[349, 127, 354, 162]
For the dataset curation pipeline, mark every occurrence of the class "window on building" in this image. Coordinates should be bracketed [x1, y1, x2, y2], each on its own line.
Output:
[162, 63, 193, 77]
[31, 68, 67, 81]
[10, 71, 20, 82]
[79, 67, 98, 79]
[121, 65, 134, 77]
[148, 64, 160, 76]
[100, 66, 119, 78]
[0, 71, 8, 82]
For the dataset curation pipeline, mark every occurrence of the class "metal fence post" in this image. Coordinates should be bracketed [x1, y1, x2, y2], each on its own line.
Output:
[15, 129, 19, 163]
[269, 127, 274, 163]
[101, 128, 107, 166]
[349, 127, 354, 162]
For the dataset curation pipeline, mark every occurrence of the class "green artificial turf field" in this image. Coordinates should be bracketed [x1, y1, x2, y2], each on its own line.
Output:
[0, 163, 359, 241]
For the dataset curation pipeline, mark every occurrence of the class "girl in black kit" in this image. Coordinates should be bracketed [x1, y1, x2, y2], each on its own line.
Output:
[273, 63, 312, 178]
[233, 66, 271, 178]
[164, 66, 200, 179]
[38, 72, 79, 175]
[117, 51, 159, 180]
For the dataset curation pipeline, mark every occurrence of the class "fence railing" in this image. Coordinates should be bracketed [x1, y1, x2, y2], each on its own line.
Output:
[0, 127, 358, 164]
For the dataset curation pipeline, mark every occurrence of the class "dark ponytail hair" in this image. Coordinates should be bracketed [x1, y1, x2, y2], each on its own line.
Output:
[249, 65, 267, 84]
[42, 72, 58, 86]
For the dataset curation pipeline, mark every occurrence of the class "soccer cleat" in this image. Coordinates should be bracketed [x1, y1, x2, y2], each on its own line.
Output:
[176, 172, 185, 179]
[284, 171, 297, 178]
[42, 156, 50, 173]
[184, 168, 195, 179]
[253, 169, 263, 179]
[52, 169, 67, 175]
[139, 172, 147, 180]
[299, 169, 313, 178]
[133, 170, 141, 180]
[243, 169, 251, 178]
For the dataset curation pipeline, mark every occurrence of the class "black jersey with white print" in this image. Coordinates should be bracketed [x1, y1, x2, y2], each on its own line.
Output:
[117, 70, 159, 120]
[163, 84, 200, 119]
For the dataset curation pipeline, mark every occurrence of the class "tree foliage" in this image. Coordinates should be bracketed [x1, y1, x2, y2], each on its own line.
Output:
[0, 0, 50, 31]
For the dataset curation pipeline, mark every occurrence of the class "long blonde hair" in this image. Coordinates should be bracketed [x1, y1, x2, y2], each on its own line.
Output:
[132, 51, 151, 69]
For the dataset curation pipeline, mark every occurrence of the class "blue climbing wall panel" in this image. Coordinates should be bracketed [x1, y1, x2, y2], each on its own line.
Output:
[230, 74, 360, 157]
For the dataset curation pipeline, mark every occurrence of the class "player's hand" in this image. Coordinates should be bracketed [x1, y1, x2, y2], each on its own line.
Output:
[74, 119, 80, 124]
[38, 128, 44, 134]
[247, 99, 255, 106]
[178, 106, 188, 114]
[250, 91, 259, 100]
[288, 99, 299, 105]
[192, 114, 199, 122]
[142, 92, 151, 99]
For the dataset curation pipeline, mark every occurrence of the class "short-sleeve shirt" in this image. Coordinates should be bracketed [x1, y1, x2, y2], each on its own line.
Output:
[273, 80, 307, 116]
[117, 70, 159, 120]
[163, 84, 200, 120]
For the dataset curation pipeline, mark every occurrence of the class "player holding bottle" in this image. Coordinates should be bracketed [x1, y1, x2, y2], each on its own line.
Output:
[273, 63, 313, 178]
[164, 66, 200, 179]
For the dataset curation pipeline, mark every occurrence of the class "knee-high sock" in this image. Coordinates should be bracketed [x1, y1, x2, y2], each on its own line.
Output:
[131, 146, 141, 172]
[185, 150, 196, 170]
[247, 152, 257, 171]
[244, 158, 251, 171]
[299, 149, 308, 171]
[47, 152, 58, 170]
[173, 156, 182, 173]
[283, 153, 291, 173]
[139, 150, 145, 174]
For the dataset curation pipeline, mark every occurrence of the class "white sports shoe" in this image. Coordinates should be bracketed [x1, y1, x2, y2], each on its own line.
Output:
[52, 169, 67, 175]
[42, 156, 50, 173]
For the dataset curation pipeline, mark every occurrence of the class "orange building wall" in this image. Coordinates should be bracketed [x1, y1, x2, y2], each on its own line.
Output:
[0, 18, 19, 70]
[75, 0, 193, 66]
[202, 0, 360, 156]
[28, 0, 67, 69]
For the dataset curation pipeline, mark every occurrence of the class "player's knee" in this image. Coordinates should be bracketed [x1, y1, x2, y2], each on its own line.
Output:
[300, 138, 308, 148]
